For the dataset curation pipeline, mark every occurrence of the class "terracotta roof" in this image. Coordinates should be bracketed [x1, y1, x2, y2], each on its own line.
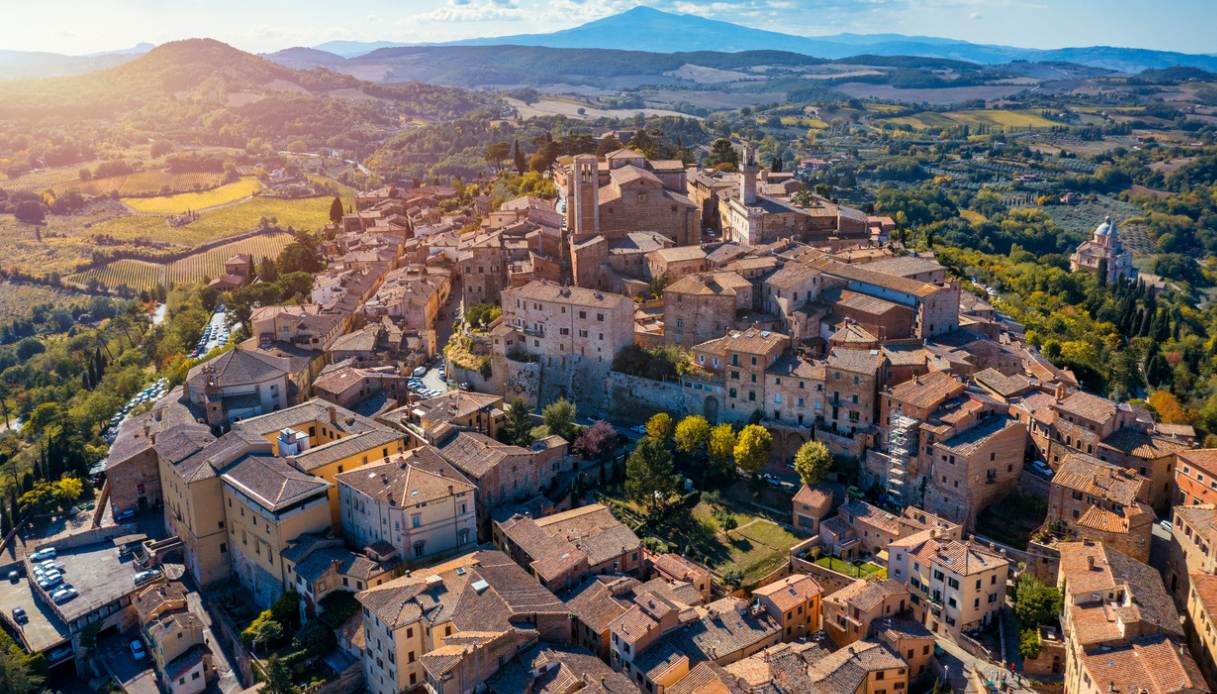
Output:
[887, 370, 963, 410]
[1052, 453, 1147, 506]
[1079, 635, 1207, 694]
[753, 574, 822, 612]
[1055, 390, 1118, 423]
[221, 455, 329, 511]
[336, 454, 474, 507]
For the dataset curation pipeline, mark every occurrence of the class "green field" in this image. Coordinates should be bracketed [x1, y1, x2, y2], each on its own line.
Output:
[814, 556, 887, 579]
[123, 177, 262, 214]
[66, 231, 294, 290]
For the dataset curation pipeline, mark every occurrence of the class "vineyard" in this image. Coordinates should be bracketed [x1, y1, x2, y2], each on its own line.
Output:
[78, 170, 229, 197]
[1043, 195, 1150, 251]
[66, 231, 295, 291]
[122, 177, 263, 214]
[0, 281, 93, 321]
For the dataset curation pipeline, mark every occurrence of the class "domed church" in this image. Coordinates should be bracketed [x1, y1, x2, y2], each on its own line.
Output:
[1069, 215, 1135, 283]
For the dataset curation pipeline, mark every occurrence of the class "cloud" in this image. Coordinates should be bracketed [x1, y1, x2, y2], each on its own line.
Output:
[969, 10, 982, 19]
[418, 0, 526, 22]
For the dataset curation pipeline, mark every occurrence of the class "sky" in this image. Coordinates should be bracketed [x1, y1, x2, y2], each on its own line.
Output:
[3, 0, 1214, 56]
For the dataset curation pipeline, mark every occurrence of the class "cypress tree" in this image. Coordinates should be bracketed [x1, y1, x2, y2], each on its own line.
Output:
[513, 140, 526, 176]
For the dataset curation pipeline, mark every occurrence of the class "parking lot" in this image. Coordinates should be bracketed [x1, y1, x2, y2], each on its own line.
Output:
[0, 569, 70, 654]
[98, 630, 158, 694]
[39, 539, 146, 625]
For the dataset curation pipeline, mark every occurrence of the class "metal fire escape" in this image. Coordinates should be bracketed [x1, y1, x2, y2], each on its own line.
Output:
[886, 414, 919, 506]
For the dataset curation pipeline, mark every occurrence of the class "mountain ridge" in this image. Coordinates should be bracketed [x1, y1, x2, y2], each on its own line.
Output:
[321, 5, 1217, 73]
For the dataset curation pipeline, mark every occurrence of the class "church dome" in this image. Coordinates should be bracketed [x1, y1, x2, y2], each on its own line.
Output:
[1095, 215, 1115, 237]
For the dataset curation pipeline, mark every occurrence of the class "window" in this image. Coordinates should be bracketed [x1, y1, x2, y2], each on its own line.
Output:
[412, 513, 422, 528]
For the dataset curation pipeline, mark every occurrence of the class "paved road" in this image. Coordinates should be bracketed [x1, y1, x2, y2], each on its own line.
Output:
[186, 590, 243, 694]
[935, 635, 1037, 694]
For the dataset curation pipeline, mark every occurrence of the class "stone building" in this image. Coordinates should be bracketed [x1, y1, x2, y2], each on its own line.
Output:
[493, 503, 643, 593]
[887, 533, 1009, 637]
[661, 272, 750, 347]
[922, 415, 1027, 529]
[559, 151, 700, 247]
[336, 448, 477, 563]
[1069, 215, 1135, 284]
[1045, 453, 1153, 562]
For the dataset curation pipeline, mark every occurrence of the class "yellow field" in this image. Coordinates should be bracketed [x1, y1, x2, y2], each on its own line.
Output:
[123, 177, 262, 214]
[882, 109, 1055, 131]
[67, 231, 295, 290]
[946, 109, 1055, 128]
[779, 116, 830, 129]
[92, 195, 332, 245]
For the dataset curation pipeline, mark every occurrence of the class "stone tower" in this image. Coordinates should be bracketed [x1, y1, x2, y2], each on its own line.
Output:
[570, 154, 600, 239]
[740, 145, 758, 205]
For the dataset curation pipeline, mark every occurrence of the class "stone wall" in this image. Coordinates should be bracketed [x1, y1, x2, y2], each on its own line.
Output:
[789, 556, 859, 597]
[598, 372, 702, 423]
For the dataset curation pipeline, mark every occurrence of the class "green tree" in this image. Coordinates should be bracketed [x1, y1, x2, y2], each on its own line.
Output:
[626, 437, 679, 516]
[1019, 628, 1042, 660]
[512, 140, 527, 176]
[733, 424, 773, 476]
[1012, 574, 1062, 627]
[645, 413, 674, 442]
[674, 415, 711, 455]
[328, 196, 343, 225]
[262, 654, 295, 694]
[708, 424, 737, 480]
[542, 398, 576, 441]
[270, 589, 301, 631]
[242, 611, 285, 653]
[503, 400, 533, 447]
[53, 476, 83, 507]
[0, 646, 42, 694]
[485, 142, 510, 173]
[793, 440, 832, 487]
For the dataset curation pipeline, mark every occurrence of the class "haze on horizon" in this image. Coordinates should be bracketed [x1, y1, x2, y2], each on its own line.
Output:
[4, 0, 1215, 57]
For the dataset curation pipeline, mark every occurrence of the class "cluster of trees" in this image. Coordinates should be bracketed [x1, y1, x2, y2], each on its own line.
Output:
[624, 413, 780, 518]
[1012, 574, 1063, 659]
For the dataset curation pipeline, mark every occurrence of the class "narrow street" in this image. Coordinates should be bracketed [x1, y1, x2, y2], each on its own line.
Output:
[934, 635, 1038, 694]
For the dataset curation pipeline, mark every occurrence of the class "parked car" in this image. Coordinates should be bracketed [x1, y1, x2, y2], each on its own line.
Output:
[51, 588, 78, 604]
[1159, 518, 1174, 532]
[28, 547, 56, 561]
[37, 561, 62, 573]
[129, 640, 146, 661]
[12, 607, 27, 624]
[8, 570, 18, 583]
[1030, 460, 1053, 477]
[134, 569, 162, 586]
[38, 573, 63, 590]
[412, 366, 427, 377]
[114, 508, 137, 522]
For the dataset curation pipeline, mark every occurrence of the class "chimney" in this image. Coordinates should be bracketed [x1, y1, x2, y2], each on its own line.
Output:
[328, 405, 338, 425]
[1087, 555, 1096, 570]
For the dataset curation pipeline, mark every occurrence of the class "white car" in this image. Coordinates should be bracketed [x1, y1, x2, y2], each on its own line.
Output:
[130, 640, 146, 661]
[412, 366, 427, 377]
[38, 573, 63, 590]
[51, 587, 78, 604]
[134, 569, 162, 586]
[29, 547, 56, 561]
[37, 561, 62, 573]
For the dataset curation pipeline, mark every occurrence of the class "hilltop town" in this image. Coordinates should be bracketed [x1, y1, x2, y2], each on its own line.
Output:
[1, 121, 1214, 694]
